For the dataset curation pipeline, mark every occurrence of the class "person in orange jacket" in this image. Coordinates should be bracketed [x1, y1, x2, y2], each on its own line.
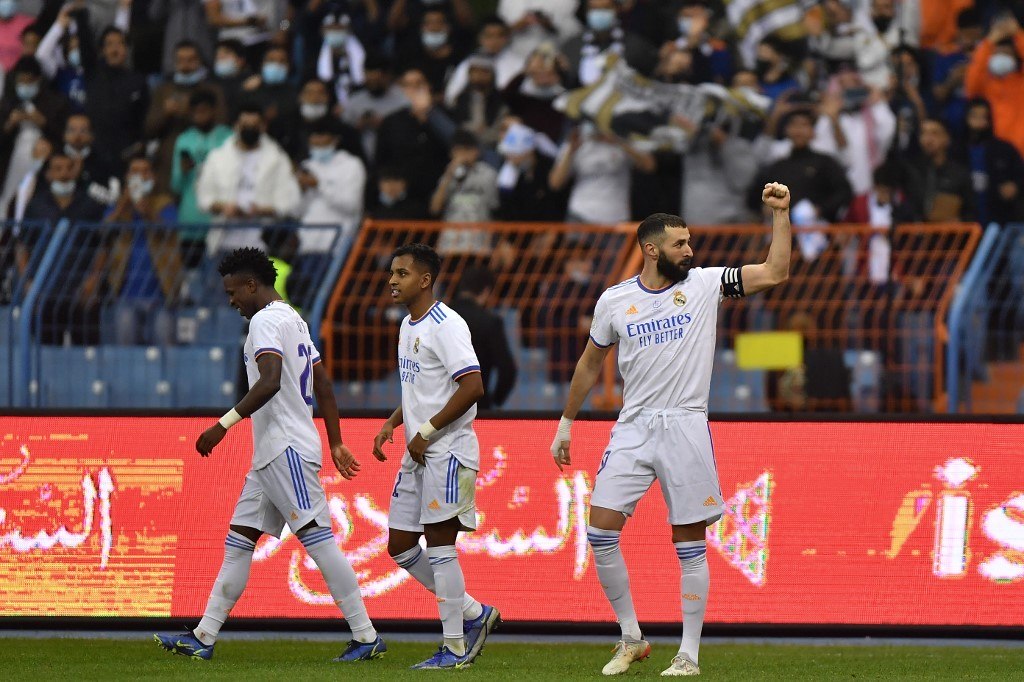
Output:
[965, 12, 1024, 158]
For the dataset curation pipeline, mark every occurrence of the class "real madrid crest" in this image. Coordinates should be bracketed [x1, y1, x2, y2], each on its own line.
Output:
[413, 337, 420, 353]
[673, 291, 687, 307]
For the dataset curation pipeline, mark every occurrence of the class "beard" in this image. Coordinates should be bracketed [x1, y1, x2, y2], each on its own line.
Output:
[657, 251, 692, 283]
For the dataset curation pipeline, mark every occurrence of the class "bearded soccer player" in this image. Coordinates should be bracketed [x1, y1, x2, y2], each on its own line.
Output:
[154, 248, 385, 662]
[550, 184, 792, 676]
[372, 243, 500, 669]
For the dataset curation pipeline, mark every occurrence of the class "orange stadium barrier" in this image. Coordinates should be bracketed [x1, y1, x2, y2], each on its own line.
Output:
[324, 221, 980, 414]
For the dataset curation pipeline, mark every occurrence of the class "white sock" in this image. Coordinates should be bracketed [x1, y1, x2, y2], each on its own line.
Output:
[426, 545, 467, 655]
[676, 540, 709, 664]
[392, 544, 483, 620]
[195, 530, 255, 645]
[587, 526, 641, 641]
[299, 527, 377, 643]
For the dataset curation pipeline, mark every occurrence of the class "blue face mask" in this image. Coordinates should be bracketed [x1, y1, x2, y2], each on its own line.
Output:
[324, 30, 348, 50]
[262, 62, 288, 85]
[173, 68, 206, 86]
[587, 8, 617, 32]
[0, 0, 17, 20]
[214, 58, 239, 78]
[422, 30, 448, 50]
[309, 145, 335, 163]
[989, 53, 1017, 78]
[15, 82, 38, 101]
[379, 190, 405, 207]
[67, 48, 81, 68]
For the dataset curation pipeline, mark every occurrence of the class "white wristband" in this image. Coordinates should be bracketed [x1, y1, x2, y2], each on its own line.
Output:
[556, 416, 573, 440]
[417, 421, 438, 441]
[219, 408, 242, 430]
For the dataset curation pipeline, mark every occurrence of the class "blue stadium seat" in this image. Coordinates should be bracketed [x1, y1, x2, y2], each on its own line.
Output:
[166, 346, 233, 408]
[39, 346, 107, 407]
[102, 346, 172, 408]
[210, 306, 246, 346]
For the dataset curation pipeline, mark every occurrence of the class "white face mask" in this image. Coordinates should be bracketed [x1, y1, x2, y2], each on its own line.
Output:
[51, 180, 76, 197]
[989, 53, 1017, 78]
[300, 103, 328, 121]
[309, 145, 335, 163]
[128, 174, 154, 202]
[64, 143, 91, 159]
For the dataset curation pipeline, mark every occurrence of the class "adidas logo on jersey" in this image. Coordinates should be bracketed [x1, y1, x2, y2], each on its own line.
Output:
[703, 496, 717, 507]
[428, 499, 441, 511]
[625, 304, 639, 315]
[682, 593, 702, 601]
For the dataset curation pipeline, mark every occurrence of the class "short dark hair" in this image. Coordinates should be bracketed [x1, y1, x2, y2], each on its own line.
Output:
[922, 116, 950, 133]
[236, 102, 264, 121]
[218, 247, 278, 286]
[637, 213, 687, 246]
[307, 116, 342, 137]
[217, 38, 246, 58]
[189, 89, 218, 109]
[363, 52, 393, 73]
[175, 39, 201, 54]
[956, 7, 981, 29]
[479, 15, 509, 32]
[21, 22, 42, 39]
[12, 55, 42, 78]
[458, 267, 494, 296]
[451, 129, 479, 149]
[391, 243, 441, 284]
[99, 26, 126, 46]
[378, 166, 406, 181]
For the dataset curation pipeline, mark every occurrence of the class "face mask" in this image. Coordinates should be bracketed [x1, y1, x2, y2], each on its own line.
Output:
[587, 8, 617, 32]
[989, 53, 1017, 78]
[755, 58, 773, 78]
[15, 82, 38, 101]
[874, 16, 893, 33]
[0, 0, 16, 20]
[521, 78, 564, 99]
[67, 49, 81, 68]
[173, 68, 207, 86]
[422, 30, 449, 50]
[214, 58, 239, 78]
[64, 143, 91, 159]
[262, 62, 288, 85]
[324, 30, 348, 49]
[678, 17, 692, 36]
[239, 126, 261, 147]
[309, 145, 335, 163]
[51, 180, 76, 197]
[300, 103, 328, 121]
[379, 190, 405, 207]
[127, 175, 154, 202]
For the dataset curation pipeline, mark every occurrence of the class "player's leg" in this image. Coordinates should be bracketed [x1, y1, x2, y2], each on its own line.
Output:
[588, 425, 656, 675]
[661, 521, 708, 677]
[264, 448, 384, 660]
[387, 469, 484, 622]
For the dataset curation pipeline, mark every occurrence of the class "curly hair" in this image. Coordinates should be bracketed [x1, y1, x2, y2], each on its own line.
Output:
[391, 243, 441, 283]
[218, 247, 278, 286]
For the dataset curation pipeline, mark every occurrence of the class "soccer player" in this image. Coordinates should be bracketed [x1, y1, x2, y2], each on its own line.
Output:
[372, 243, 501, 669]
[550, 184, 792, 676]
[154, 247, 385, 662]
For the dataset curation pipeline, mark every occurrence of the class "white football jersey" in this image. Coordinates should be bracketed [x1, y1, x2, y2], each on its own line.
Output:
[398, 301, 481, 472]
[590, 267, 743, 419]
[243, 300, 324, 469]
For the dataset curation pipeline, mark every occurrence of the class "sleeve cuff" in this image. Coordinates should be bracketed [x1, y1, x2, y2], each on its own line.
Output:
[452, 365, 481, 381]
[589, 335, 614, 349]
[254, 347, 284, 358]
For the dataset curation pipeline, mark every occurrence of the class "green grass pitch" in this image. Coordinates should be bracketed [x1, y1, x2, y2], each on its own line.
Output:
[5, 638, 1021, 680]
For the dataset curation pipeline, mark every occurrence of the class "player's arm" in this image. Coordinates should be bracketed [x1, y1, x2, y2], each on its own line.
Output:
[372, 405, 402, 462]
[196, 353, 282, 456]
[407, 372, 484, 465]
[312, 362, 360, 480]
[551, 339, 614, 471]
[739, 182, 792, 296]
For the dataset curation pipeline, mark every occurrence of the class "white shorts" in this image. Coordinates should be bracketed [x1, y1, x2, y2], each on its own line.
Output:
[590, 409, 724, 526]
[388, 453, 477, 533]
[230, 447, 331, 538]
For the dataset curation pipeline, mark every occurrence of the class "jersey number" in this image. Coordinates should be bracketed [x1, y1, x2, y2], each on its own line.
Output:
[298, 344, 313, 406]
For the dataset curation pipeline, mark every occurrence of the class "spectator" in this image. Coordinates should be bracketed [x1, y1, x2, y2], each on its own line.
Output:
[370, 166, 427, 220]
[388, 0, 475, 58]
[0, 57, 67, 216]
[196, 104, 301, 222]
[0, 0, 32, 72]
[445, 16, 521, 106]
[501, 44, 567, 143]
[495, 121, 564, 222]
[430, 128, 499, 224]
[146, 40, 226, 192]
[928, 8, 982, 140]
[35, 2, 95, 112]
[755, 36, 802, 102]
[449, 266, 518, 410]
[241, 44, 300, 155]
[809, 0, 891, 89]
[375, 68, 450, 207]
[958, 98, 1023, 226]
[747, 110, 853, 223]
[813, 68, 896, 222]
[912, 117, 974, 222]
[297, 117, 366, 248]
[94, 154, 179, 345]
[651, 1, 718, 85]
[85, 27, 148, 171]
[549, 121, 655, 225]
[498, 0, 581, 63]
[63, 113, 119, 204]
[342, 53, 408, 162]
[562, 0, 657, 85]
[150, 0, 216, 76]
[450, 56, 508, 147]
[293, 77, 363, 162]
[397, 8, 467, 94]
[964, 12, 1024, 158]
[211, 38, 251, 122]
[888, 45, 928, 159]
[171, 89, 233, 260]
[314, 10, 365, 108]
[920, 0, 973, 51]
[871, 0, 920, 50]
[7, 134, 49, 219]
[204, 0, 270, 60]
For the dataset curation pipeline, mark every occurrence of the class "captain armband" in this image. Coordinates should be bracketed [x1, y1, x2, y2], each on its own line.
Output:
[721, 267, 745, 299]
